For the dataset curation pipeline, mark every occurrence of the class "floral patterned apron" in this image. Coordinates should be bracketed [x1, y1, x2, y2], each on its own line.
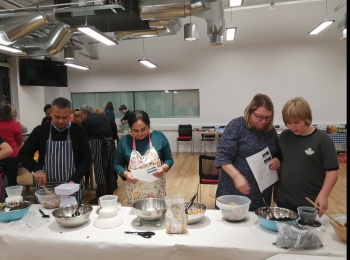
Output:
[126, 133, 166, 206]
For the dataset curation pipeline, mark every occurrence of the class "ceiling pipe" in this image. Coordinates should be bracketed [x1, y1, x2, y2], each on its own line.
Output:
[115, 18, 182, 40]
[138, 0, 225, 46]
[0, 13, 54, 45]
[14, 23, 73, 56]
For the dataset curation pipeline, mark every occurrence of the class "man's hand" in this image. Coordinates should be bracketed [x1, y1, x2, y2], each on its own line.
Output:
[34, 171, 47, 186]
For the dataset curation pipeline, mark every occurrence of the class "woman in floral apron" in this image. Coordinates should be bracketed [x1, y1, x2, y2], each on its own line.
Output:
[114, 110, 173, 206]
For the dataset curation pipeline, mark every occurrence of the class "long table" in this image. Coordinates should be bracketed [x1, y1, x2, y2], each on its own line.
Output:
[0, 205, 346, 260]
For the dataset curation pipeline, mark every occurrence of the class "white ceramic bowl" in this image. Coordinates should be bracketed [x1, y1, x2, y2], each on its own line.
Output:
[216, 195, 251, 221]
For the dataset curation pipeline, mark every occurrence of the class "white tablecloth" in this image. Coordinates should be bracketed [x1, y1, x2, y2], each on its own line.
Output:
[0, 205, 346, 260]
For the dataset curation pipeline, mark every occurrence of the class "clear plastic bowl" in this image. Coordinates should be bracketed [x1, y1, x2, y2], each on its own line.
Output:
[216, 195, 251, 221]
[35, 187, 62, 209]
[5, 185, 23, 197]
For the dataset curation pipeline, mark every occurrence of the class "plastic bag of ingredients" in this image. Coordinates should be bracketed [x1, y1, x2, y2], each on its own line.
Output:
[164, 194, 187, 234]
[274, 222, 324, 250]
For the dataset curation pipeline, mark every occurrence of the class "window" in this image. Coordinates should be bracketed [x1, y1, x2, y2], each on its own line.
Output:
[71, 89, 199, 118]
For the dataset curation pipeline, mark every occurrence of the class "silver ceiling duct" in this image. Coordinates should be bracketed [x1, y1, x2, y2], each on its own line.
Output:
[0, 0, 225, 57]
[13, 23, 73, 56]
[115, 18, 182, 40]
[0, 12, 54, 45]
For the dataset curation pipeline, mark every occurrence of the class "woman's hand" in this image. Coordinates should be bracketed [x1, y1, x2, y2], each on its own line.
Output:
[153, 167, 165, 178]
[34, 171, 47, 186]
[268, 157, 280, 171]
[232, 174, 251, 194]
[124, 171, 139, 183]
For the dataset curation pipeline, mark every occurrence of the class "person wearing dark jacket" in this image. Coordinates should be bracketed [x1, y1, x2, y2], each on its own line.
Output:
[41, 104, 52, 125]
[18, 98, 91, 204]
[80, 105, 115, 204]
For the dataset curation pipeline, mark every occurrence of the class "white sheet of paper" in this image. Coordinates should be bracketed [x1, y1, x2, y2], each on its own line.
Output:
[131, 165, 159, 183]
[246, 147, 278, 193]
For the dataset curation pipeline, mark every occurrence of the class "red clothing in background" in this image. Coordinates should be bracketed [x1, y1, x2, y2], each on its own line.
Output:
[0, 120, 22, 157]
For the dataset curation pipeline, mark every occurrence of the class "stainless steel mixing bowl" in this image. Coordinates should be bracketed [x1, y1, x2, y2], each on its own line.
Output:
[185, 201, 206, 224]
[52, 204, 93, 228]
[132, 198, 167, 221]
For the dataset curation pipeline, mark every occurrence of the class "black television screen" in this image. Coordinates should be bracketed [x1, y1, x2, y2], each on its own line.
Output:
[19, 58, 68, 87]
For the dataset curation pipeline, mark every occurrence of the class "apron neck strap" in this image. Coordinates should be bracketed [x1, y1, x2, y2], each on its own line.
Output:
[132, 132, 152, 150]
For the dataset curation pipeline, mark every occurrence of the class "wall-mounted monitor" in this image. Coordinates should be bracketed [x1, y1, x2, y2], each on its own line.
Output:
[19, 58, 68, 87]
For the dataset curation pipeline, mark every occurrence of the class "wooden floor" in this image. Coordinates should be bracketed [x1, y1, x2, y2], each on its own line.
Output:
[17, 152, 347, 214]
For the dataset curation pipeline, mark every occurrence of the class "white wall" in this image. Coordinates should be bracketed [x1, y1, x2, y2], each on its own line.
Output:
[10, 1, 347, 151]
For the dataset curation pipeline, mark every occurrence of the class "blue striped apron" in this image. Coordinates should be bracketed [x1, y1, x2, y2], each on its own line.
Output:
[90, 137, 114, 185]
[35, 124, 84, 204]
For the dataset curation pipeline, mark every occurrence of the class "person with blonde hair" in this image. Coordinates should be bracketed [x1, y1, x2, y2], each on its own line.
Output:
[274, 97, 338, 217]
[215, 93, 280, 211]
[72, 110, 82, 125]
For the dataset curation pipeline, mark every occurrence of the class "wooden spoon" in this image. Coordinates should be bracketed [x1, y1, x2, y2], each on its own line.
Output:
[305, 197, 345, 228]
[209, 194, 232, 205]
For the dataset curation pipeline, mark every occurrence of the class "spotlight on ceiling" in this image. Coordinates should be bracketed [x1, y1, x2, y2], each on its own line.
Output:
[184, 23, 198, 41]
[338, 13, 347, 40]
[64, 46, 75, 60]
[269, 2, 275, 10]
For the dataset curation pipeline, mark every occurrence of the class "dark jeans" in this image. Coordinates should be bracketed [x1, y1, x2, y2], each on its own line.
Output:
[0, 175, 8, 203]
[276, 200, 298, 213]
[2, 157, 19, 187]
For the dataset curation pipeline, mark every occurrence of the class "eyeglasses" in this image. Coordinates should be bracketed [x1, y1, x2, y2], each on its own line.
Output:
[253, 112, 273, 122]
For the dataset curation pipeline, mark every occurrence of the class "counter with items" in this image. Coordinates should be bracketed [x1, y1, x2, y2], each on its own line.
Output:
[0, 205, 346, 260]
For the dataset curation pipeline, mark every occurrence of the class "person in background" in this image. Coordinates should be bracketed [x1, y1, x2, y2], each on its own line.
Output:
[41, 104, 52, 125]
[11, 107, 28, 134]
[18, 97, 92, 204]
[215, 93, 280, 211]
[73, 110, 82, 125]
[104, 102, 115, 122]
[119, 104, 130, 133]
[0, 137, 13, 203]
[80, 105, 115, 204]
[114, 110, 173, 206]
[94, 107, 119, 189]
[274, 97, 338, 217]
[0, 103, 22, 187]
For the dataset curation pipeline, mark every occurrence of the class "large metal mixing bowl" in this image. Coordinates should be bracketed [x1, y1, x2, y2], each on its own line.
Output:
[185, 201, 206, 225]
[52, 204, 93, 228]
[132, 198, 167, 221]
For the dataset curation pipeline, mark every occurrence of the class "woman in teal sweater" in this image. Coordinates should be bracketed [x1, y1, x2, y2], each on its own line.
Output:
[114, 110, 173, 206]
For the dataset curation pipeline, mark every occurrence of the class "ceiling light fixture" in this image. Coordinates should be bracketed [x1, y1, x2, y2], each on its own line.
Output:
[138, 38, 157, 68]
[226, 7, 237, 41]
[77, 25, 118, 45]
[269, 2, 274, 11]
[64, 46, 75, 60]
[229, 0, 243, 7]
[64, 62, 90, 70]
[308, 0, 335, 35]
[0, 44, 22, 53]
[77, 0, 117, 45]
[184, 3, 198, 41]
